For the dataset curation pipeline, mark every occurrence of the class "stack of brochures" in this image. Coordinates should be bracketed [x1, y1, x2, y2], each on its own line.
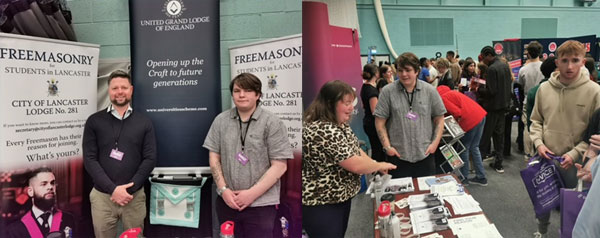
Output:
[416, 176, 436, 191]
[430, 181, 465, 197]
[383, 177, 414, 194]
[425, 175, 456, 186]
[443, 194, 482, 215]
[408, 193, 443, 211]
[447, 214, 503, 238]
[408, 194, 451, 235]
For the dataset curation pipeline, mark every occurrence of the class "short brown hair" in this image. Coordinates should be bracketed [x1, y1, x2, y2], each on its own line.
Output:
[304, 80, 356, 124]
[108, 69, 131, 85]
[395, 52, 421, 74]
[557, 40, 586, 58]
[526, 41, 543, 59]
[229, 73, 262, 103]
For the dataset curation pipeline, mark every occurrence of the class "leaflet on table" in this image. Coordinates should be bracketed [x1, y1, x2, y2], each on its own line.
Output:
[430, 181, 465, 197]
[417, 176, 436, 190]
[383, 177, 414, 194]
[408, 193, 444, 211]
[443, 194, 482, 215]
[409, 206, 451, 223]
[453, 223, 503, 238]
[447, 214, 500, 237]
[412, 217, 449, 235]
[425, 175, 457, 186]
[421, 233, 443, 238]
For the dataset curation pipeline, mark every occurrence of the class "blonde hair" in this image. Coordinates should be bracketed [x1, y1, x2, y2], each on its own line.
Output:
[557, 40, 586, 58]
[450, 63, 461, 85]
[436, 58, 450, 69]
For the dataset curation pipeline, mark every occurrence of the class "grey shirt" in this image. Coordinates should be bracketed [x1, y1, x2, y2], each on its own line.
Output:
[518, 61, 544, 101]
[203, 106, 293, 207]
[374, 80, 446, 163]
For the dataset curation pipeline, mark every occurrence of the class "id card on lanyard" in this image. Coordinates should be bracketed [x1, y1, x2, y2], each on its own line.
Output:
[110, 114, 125, 161]
[402, 84, 419, 121]
[236, 109, 254, 165]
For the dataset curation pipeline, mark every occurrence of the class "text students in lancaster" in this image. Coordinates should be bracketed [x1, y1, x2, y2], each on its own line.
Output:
[204, 73, 293, 238]
[7, 167, 75, 238]
[82, 70, 157, 238]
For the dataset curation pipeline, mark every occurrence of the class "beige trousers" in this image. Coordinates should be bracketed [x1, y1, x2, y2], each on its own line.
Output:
[90, 187, 146, 238]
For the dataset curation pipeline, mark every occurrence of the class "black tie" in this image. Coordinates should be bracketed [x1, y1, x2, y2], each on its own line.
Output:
[40, 212, 51, 234]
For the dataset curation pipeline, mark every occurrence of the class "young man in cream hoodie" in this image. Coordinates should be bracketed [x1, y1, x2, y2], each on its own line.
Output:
[529, 40, 600, 238]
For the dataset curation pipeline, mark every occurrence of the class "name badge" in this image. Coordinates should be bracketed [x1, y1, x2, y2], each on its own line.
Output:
[406, 111, 419, 121]
[236, 151, 249, 165]
[110, 149, 124, 161]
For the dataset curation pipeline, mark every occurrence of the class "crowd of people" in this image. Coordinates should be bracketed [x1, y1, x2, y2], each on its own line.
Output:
[302, 40, 600, 237]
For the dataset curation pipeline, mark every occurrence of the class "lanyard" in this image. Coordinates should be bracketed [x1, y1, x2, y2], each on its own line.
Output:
[401, 84, 416, 111]
[110, 111, 126, 149]
[237, 110, 255, 151]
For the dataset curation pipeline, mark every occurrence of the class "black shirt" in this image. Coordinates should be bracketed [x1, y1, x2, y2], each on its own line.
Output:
[482, 58, 513, 111]
[360, 83, 379, 125]
[438, 71, 455, 89]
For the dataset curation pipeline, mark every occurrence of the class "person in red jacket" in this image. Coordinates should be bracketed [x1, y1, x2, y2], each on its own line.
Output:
[437, 85, 488, 185]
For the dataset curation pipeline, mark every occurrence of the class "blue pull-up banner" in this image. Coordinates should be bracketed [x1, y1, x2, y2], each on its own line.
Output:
[129, 0, 220, 167]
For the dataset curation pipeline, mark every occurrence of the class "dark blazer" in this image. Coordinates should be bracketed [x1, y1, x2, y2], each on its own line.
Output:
[481, 58, 513, 111]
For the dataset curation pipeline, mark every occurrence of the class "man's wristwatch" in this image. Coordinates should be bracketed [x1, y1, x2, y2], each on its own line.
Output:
[216, 186, 228, 196]
[382, 146, 393, 153]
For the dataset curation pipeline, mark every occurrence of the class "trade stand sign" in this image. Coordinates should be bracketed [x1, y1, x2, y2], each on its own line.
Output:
[0, 33, 99, 237]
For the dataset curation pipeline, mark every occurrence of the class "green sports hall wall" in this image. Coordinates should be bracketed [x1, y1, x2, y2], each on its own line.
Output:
[357, 0, 600, 61]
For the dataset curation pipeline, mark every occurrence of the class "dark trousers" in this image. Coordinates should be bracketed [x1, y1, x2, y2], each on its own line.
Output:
[215, 196, 277, 238]
[388, 154, 436, 178]
[480, 110, 507, 166]
[364, 123, 385, 162]
[302, 199, 352, 238]
[434, 148, 446, 174]
[503, 113, 513, 156]
[516, 115, 525, 151]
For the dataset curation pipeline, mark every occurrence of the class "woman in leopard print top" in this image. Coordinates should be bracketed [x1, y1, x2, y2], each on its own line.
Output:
[302, 80, 396, 237]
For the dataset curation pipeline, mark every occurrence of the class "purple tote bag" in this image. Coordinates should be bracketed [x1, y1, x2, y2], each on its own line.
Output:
[559, 180, 587, 238]
[520, 154, 565, 218]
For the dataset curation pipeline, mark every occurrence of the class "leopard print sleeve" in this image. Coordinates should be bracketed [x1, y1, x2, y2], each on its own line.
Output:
[302, 121, 362, 206]
[321, 123, 361, 164]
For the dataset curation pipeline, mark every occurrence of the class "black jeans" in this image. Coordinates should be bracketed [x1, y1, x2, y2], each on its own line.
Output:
[215, 196, 276, 238]
[302, 199, 352, 238]
[387, 154, 436, 178]
[364, 123, 385, 162]
[480, 110, 507, 166]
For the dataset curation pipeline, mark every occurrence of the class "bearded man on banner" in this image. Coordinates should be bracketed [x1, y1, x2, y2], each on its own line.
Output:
[7, 167, 76, 238]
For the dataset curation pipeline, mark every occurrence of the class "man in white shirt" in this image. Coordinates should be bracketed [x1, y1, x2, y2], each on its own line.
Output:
[429, 58, 439, 87]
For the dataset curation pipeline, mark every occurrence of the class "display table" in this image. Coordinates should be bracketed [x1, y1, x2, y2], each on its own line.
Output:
[373, 174, 488, 238]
